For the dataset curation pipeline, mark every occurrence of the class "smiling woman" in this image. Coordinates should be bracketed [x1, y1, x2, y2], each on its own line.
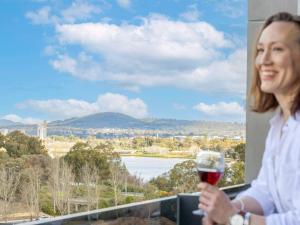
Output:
[0, 0, 249, 223]
[198, 12, 300, 225]
[251, 15, 300, 116]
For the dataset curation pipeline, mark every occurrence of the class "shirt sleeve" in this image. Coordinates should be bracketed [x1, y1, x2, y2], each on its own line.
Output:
[236, 130, 276, 216]
[237, 166, 276, 216]
[266, 211, 300, 225]
[239, 129, 300, 225]
[265, 170, 300, 225]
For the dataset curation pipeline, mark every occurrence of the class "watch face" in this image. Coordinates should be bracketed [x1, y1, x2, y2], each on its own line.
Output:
[230, 214, 244, 225]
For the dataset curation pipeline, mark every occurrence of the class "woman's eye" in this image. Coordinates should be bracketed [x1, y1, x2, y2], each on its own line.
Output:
[273, 47, 283, 52]
[257, 48, 264, 53]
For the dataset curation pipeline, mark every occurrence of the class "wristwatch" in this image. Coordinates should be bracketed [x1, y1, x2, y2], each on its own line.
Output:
[229, 213, 244, 225]
[229, 212, 251, 225]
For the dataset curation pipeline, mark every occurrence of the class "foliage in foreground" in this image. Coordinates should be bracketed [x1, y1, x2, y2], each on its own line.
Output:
[0, 131, 245, 221]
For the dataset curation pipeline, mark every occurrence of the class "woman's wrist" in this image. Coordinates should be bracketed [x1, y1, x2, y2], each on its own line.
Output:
[231, 199, 244, 213]
[226, 202, 240, 225]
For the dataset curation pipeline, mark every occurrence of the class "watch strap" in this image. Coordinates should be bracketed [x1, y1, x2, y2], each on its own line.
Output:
[244, 212, 251, 225]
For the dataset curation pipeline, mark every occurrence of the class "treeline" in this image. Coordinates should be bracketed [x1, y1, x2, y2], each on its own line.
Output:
[0, 132, 245, 222]
[0, 132, 157, 222]
[106, 136, 244, 152]
[50, 135, 244, 153]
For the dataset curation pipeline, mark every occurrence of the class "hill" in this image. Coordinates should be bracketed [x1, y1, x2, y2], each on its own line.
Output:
[49, 112, 146, 129]
[0, 119, 23, 127]
[48, 112, 198, 130]
[0, 112, 245, 137]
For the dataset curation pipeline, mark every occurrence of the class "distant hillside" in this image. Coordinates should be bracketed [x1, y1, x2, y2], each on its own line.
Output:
[48, 112, 244, 132]
[49, 112, 198, 130]
[49, 112, 146, 129]
[0, 119, 23, 127]
[0, 112, 245, 137]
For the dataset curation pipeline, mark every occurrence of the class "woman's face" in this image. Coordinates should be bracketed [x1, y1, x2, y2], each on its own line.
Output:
[255, 21, 300, 96]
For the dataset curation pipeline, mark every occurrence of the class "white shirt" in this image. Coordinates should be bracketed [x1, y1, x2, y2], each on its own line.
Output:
[238, 110, 300, 225]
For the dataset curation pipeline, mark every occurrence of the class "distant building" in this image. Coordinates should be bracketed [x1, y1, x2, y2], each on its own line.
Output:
[37, 121, 47, 140]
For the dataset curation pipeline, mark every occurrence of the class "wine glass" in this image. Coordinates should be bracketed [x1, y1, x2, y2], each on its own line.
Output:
[192, 150, 225, 216]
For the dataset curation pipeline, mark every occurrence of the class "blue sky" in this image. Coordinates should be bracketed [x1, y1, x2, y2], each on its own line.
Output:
[0, 0, 247, 124]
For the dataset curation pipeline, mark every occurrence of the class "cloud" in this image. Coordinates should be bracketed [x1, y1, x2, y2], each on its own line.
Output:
[25, 6, 58, 24]
[117, 0, 131, 9]
[193, 101, 245, 121]
[61, 0, 101, 23]
[2, 114, 42, 125]
[56, 15, 232, 62]
[49, 15, 246, 97]
[17, 93, 148, 119]
[182, 48, 246, 96]
[44, 46, 55, 56]
[26, 1, 102, 25]
[213, 0, 246, 18]
[50, 52, 103, 80]
[50, 47, 246, 97]
[216, 4, 243, 18]
[179, 5, 201, 22]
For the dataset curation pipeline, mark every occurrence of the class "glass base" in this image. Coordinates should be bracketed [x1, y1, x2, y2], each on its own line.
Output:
[192, 209, 205, 216]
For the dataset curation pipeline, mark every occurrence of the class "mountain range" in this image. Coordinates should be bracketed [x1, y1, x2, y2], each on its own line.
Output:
[52, 112, 203, 130]
[0, 112, 245, 136]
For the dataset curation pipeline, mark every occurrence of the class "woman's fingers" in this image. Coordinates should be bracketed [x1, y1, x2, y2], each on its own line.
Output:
[198, 182, 217, 193]
[199, 201, 209, 211]
[202, 216, 214, 225]
[199, 193, 212, 205]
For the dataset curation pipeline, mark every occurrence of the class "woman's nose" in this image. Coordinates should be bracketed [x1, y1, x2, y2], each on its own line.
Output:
[258, 49, 272, 65]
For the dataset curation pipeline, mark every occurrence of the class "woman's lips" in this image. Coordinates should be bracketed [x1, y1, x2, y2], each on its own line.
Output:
[260, 71, 276, 80]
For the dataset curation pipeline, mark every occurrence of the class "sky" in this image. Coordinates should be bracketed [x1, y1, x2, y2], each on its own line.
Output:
[0, 0, 247, 124]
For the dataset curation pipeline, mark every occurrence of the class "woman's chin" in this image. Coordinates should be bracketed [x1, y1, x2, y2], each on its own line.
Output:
[260, 85, 275, 94]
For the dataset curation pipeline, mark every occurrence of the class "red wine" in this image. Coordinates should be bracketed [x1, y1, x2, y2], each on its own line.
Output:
[198, 169, 223, 185]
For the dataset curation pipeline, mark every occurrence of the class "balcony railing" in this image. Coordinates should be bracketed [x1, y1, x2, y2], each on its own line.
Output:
[6, 184, 249, 225]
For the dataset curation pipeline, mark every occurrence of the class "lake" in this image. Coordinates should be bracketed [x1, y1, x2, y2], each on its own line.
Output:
[121, 156, 191, 181]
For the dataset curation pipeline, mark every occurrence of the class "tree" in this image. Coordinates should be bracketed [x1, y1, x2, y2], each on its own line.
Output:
[109, 161, 127, 206]
[49, 160, 74, 215]
[0, 166, 20, 222]
[169, 160, 198, 193]
[234, 143, 245, 161]
[143, 183, 159, 200]
[0, 133, 5, 148]
[150, 174, 172, 192]
[218, 161, 245, 187]
[22, 166, 41, 220]
[21, 154, 51, 184]
[229, 161, 245, 185]
[81, 164, 101, 211]
[69, 142, 91, 152]
[58, 161, 74, 215]
[4, 131, 46, 158]
[48, 158, 59, 215]
[64, 142, 111, 181]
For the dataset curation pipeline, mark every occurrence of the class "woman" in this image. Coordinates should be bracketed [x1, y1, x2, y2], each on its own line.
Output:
[198, 12, 300, 225]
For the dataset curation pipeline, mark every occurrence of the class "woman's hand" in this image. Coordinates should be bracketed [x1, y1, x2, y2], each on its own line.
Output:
[198, 182, 236, 224]
[202, 216, 215, 225]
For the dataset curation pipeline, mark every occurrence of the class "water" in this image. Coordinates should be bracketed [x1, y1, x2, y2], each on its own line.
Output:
[121, 156, 190, 181]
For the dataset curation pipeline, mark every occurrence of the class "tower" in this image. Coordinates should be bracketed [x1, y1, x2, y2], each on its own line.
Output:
[37, 121, 47, 140]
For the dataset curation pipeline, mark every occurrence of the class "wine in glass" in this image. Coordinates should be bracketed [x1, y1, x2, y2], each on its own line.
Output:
[193, 150, 225, 216]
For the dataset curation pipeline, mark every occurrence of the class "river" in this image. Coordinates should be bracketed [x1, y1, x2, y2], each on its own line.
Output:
[121, 156, 191, 181]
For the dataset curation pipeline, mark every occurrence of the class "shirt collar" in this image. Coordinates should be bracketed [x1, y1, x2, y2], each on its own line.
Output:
[289, 111, 300, 128]
[269, 109, 300, 129]
[269, 109, 282, 126]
